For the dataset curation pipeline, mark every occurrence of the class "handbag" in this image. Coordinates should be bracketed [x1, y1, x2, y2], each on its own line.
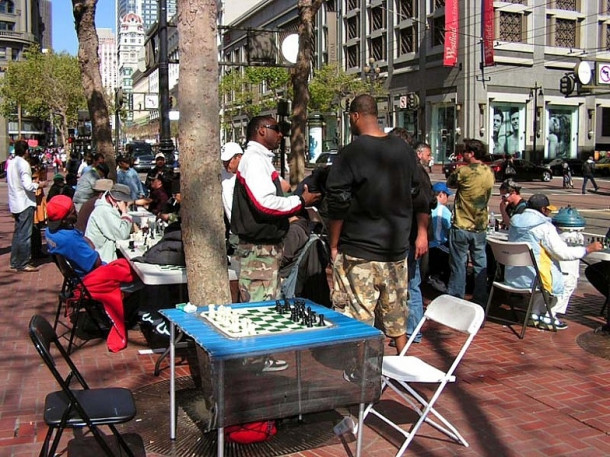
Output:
[225, 420, 277, 444]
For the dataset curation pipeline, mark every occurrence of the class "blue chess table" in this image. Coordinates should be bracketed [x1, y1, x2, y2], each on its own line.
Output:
[160, 299, 384, 457]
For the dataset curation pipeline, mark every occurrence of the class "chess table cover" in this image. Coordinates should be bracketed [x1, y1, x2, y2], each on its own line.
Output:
[160, 299, 384, 429]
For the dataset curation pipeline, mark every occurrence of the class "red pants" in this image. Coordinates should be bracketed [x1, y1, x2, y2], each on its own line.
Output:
[82, 258, 134, 352]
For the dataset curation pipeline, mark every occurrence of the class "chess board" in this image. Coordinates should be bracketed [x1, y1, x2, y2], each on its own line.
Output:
[200, 305, 332, 339]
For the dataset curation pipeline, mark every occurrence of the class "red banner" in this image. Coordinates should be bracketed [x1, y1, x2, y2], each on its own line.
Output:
[444, 0, 459, 67]
[483, 0, 495, 67]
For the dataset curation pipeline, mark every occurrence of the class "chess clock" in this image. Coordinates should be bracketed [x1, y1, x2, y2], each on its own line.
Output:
[575, 61, 592, 86]
[145, 94, 158, 109]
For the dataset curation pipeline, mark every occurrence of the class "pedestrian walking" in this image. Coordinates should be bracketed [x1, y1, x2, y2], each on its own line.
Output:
[581, 155, 599, 194]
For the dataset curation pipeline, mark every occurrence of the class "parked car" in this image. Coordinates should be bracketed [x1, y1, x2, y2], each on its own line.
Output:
[544, 158, 583, 176]
[132, 150, 156, 172]
[490, 158, 552, 182]
[315, 151, 338, 167]
[442, 154, 504, 178]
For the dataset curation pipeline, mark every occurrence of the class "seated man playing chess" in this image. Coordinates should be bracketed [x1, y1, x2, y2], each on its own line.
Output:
[45, 195, 137, 352]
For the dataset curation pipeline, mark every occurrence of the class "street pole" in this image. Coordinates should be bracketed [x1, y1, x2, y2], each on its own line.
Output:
[530, 82, 542, 161]
[114, 88, 120, 156]
[158, 0, 174, 159]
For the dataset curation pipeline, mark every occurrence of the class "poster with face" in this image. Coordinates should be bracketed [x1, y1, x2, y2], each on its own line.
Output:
[547, 108, 574, 159]
[490, 104, 525, 157]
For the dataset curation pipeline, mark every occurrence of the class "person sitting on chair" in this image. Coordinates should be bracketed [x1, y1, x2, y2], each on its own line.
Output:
[505, 194, 602, 330]
[498, 178, 526, 229]
[45, 195, 137, 352]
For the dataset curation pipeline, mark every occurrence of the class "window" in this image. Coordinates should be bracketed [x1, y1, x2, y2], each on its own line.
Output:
[396, 0, 416, 21]
[430, 16, 444, 47]
[602, 22, 610, 51]
[346, 43, 359, 69]
[369, 35, 385, 61]
[433, 0, 445, 9]
[0, 21, 15, 31]
[602, 108, 610, 137]
[0, 48, 5, 59]
[346, 15, 359, 40]
[0, 1, 14, 14]
[547, 16, 579, 48]
[554, 0, 577, 11]
[370, 6, 385, 32]
[499, 12, 524, 43]
[397, 25, 417, 56]
[346, 0, 358, 12]
[326, 0, 336, 12]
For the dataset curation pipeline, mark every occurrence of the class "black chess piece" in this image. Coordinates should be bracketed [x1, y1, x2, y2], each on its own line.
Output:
[318, 314, 325, 327]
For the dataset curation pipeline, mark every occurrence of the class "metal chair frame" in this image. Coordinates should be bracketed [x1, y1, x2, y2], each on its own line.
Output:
[29, 315, 136, 457]
[485, 238, 557, 338]
[363, 295, 484, 457]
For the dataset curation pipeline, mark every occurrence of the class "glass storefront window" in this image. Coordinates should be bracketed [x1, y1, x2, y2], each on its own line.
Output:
[489, 103, 525, 157]
[430, 105, 455, 163]
[546, 107, 577, 159]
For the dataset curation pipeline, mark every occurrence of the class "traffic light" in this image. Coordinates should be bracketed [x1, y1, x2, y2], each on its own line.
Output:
[169, 96, 174, 109]
[559, 73, 575, 96]
[406, 92, 420, 110]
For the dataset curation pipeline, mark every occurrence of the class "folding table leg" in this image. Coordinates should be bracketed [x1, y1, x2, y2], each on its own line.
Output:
[356, 403, 364, 457]
[170, 322, 176, 440]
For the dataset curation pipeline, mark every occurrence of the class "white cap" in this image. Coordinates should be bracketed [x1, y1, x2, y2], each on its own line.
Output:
[221, 142, 243, 161]
[155, 152, 166, 160]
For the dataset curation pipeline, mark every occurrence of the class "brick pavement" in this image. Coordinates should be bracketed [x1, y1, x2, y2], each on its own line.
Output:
[1, 179, 609, 457]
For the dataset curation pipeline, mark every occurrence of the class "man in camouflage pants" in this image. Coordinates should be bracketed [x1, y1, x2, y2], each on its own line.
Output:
[231, 115, 320, 302]
[326, 94, 424, 354]
[446, 138, 495, 306]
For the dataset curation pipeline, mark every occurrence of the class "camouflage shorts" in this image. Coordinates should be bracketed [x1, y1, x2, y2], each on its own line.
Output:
[331, 252, 408, 337]
[236, 242, 283, 302]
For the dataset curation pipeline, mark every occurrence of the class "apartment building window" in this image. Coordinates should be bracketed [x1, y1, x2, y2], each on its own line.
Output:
[370, 5, 385, 31]
[369, 35, 386, 61]
[604, 0, 610, 14]
[0, 21, 14, 31]
[0, 48, 5, 60]
[554, 0, 577, 11]
[547, 17, 579, 48]
[430, 15, 444, 47]
[326, 0, 336, 12]
[397, 25, 417, 56]
[346, 0, 358, 12]
[346, 44, 360, 69]
[499, 12, 523, 42]
[433, 0, 445, 9]
[346, 15, 359, 40]
[600, 22, 610, 51]
[0, 1, 15, 14]
[396, 0, 416, 21]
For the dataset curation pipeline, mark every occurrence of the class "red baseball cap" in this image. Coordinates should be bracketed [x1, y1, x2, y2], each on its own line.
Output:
[46, 195, 74, 221]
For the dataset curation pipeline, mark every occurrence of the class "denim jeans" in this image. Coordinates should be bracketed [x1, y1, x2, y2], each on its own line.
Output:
[447, 226, 488, 305]
[582, 175, 598, 193]
[10, 206, 35, 270]
[407, 248, 423, 341]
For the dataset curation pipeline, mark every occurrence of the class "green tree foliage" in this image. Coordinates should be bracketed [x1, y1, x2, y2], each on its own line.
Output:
[309, 63, 369, 112]
[0, 46, 86, 144]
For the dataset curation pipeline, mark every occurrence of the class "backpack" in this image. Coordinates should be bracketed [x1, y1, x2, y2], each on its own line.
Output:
[225, 420, 277, 444]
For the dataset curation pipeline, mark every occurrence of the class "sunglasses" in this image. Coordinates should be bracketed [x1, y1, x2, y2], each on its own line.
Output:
[264, 124, 281, 132]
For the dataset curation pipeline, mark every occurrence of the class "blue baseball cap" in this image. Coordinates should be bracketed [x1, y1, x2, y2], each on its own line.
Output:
[432, 182, 453, 196]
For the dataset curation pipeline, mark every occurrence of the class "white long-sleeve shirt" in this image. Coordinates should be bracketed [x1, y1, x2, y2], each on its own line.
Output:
[7, 156, 38, 214]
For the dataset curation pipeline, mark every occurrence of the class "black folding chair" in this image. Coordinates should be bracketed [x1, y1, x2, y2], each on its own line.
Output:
[29, 315, 137, 457]
[51, 254, 109, 353]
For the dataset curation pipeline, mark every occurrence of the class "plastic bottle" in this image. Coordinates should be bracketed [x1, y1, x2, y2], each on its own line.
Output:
[488, 211, 496, 233]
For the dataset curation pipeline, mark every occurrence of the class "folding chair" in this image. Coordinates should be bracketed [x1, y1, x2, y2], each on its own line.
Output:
[29, 315, 136, 457]
[485, 238, 556, 338]
[51, 254, 109, 353]
[363, 295, 484, 456]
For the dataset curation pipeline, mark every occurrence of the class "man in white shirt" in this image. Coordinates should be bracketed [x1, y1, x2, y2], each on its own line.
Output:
[7, 140, 47, 272]
[220, 141, 243, 222]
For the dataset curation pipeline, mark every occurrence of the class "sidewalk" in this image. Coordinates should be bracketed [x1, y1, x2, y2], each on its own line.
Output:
[1, 180, 609, 457]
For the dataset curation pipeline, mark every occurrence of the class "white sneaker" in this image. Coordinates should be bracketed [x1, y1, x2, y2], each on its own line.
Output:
[262, 358, 288, 372]
[427, 276, 447, 293]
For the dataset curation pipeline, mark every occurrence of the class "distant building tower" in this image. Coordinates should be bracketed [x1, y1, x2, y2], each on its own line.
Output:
[40, 0, 52, 51]
[118, 12, 145, 123]
[98, 28, 117, 95]
[117, 0, 176, 32]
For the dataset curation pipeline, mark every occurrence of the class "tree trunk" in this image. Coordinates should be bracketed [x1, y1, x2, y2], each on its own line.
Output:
[177, 0, 231, 305]
[72, 0, 115, 173]
[289, 0, 323, 186]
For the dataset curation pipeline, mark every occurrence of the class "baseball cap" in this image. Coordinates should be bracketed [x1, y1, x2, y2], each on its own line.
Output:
[108, 183, 132, 202]
[93, 178, 114, 192]
[155, 152, 166, 160]
[527, 193, 557, 212]
[500, 178, 521, 193]
[46, 195, 73, 221]
[53, 173, 64, 181]
[117, 155, 130, 163]
[432, 182, 453, 196]
[221, 142, 243, 161]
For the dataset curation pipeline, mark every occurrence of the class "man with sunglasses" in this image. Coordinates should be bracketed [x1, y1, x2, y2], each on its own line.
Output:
[498, 178, 526, 229]
[231, 115, 321, 306]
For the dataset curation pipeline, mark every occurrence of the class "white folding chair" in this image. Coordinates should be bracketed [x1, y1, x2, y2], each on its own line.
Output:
[485, 238, 556, 338]
[364, 295, 484, 456]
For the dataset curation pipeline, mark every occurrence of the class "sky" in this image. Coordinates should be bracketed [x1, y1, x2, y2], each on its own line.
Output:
[52, 1, 116, 55]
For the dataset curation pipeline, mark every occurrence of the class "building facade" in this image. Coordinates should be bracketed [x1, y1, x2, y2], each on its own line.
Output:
[116, 0, 176, 32]
[0, 0, 45, 159]
[220, 0, 610, 163]
[98, 28, 117, 94]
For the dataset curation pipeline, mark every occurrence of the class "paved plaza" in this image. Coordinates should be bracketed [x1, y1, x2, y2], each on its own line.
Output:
[1, 178, 609, 457]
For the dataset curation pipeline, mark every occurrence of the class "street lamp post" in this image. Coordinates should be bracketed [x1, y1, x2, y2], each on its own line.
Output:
[363, 57, 381, 94]
[158, 0, 174, 159]
[530, 82, 543, 160]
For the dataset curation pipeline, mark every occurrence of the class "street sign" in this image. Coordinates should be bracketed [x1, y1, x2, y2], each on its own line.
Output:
[597, 63, 610, 85]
